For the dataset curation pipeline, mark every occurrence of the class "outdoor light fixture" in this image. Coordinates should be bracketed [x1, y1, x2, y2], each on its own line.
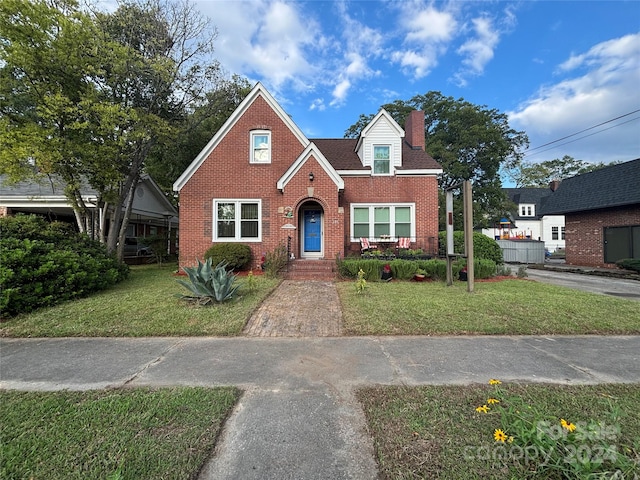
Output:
[309, 172, 314, 182]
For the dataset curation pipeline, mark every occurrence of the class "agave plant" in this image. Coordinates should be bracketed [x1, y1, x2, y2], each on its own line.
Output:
[176, 258, 241, 304]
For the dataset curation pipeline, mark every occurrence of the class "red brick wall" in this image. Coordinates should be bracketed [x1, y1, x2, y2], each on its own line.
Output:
[177, 96, 441, 269]
[565, 205, 640, 267]
[341, 175, 440, 255]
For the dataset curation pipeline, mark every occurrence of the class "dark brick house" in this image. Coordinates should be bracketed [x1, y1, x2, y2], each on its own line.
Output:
[173, 83, 442, 270]
[539, 158, 640, 267]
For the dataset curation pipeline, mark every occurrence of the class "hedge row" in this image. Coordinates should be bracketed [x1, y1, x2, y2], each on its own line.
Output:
[0, 215, 129, 317]
[337, 258, 497, 281]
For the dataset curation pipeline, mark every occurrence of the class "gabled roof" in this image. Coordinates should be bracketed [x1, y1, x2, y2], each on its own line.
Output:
[172, 82, 309, 192]
[539, 158, 640, 215]
[355, 109, 404, 152]
[277, 143, 344, 192]
[311, 139, 442, 173]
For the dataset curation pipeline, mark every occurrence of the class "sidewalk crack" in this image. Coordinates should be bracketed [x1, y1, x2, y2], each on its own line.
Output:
[123, 340, 185, 387]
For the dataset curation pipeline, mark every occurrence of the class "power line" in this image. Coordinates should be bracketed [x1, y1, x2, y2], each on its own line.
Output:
[523, 116, 640, 159]
[523, 109, 640, 155]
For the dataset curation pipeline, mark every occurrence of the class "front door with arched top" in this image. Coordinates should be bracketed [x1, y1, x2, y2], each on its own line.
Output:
[302, 209, 322, 258]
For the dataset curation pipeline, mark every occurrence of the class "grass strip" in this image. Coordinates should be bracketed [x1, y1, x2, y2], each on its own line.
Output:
[338, 280, 640, 335]
[1, 387, 240, 479]
[357, 383, 640, 479]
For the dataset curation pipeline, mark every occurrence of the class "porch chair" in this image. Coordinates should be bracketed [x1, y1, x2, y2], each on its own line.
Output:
[360, 237, 376, 254]
[397, 237, 411, 255]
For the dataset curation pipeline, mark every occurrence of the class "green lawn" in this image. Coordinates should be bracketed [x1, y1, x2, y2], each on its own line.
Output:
[2, 268, 639, 337]
[337, 280, 640, 335]
[0, 387, 240, 480]
[0, 265, 280, 337]
[3, 268, 639, 478]
[358, 383, 640, 479]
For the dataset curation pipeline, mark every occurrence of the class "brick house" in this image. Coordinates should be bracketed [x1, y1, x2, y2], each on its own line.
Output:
[173, 83, 442, 270]
[538, 158, 640, 267]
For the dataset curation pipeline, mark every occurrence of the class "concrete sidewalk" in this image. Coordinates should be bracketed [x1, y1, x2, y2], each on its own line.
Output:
[2, 335, 640, 479]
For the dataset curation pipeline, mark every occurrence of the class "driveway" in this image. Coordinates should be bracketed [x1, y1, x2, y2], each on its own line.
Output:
[520, 265, 640, 300]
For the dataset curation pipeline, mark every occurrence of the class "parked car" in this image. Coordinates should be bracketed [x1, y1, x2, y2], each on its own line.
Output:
[123, 237, 152, 256]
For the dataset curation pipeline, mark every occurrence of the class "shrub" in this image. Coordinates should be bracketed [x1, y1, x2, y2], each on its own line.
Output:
[438, 231, 504, 264]
[338, 258, 498, 281]
[616, 258, 640, 273]
[0, 215, 128, 317]
[263, 242, 288, 278]
[204, 243, 252, 271]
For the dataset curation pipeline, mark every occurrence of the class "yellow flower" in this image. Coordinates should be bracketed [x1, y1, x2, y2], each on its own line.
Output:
[487, 398, 500, 404]
[508, 436, 514, 443]
[489, 379, 502, 385]
[561, 418, 576, 432]
[475, 405, 490, 413]
[494, 429, 508, 443]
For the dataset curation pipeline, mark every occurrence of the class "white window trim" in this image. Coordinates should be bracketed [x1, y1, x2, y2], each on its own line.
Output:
[350, 203, 415, 241]
[372, 144, 392, 176]
[520, 203, 536, 217]
[213, 199, 262, 242]
[250, 130, 271, 164]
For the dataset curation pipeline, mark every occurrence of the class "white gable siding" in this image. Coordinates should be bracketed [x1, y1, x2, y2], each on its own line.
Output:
[356, 117, 403, 170]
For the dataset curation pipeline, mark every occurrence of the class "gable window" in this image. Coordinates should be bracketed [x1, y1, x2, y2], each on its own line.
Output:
[552, 226, 559, 240]
[351, 203, 414, 240]
[373, 145, 390, 175]
[214, 199, 261, 241]
[250, 131, 271, 163]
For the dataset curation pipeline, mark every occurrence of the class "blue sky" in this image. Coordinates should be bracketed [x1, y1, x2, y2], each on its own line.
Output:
[195, 0, 639, 169]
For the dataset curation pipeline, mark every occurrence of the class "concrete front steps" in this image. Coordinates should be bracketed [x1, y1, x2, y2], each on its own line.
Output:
[284, 259, 336, 281]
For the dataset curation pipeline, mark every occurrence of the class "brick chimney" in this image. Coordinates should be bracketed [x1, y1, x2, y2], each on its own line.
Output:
[549, 179, 561, 192]
[405, 110, 425, 150]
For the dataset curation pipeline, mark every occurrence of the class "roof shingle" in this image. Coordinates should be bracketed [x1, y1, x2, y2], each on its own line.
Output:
[311, 139, 441, 171]
[539, 158, 640, 215]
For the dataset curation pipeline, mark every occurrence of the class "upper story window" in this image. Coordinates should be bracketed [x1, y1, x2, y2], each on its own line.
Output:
[250, 130, 271, 163]
[373, 145, 390, 175]
[520, 204, 535, 217]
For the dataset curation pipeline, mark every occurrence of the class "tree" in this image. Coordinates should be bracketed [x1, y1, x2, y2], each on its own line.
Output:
[145, 75, 251, 196]
[0, 0, 229, 259]
[345, 92, 528, 230]
[507, 155, 614, 187]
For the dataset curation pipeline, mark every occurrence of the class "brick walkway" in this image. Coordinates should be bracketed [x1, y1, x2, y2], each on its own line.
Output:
[243, 280, 343, 337]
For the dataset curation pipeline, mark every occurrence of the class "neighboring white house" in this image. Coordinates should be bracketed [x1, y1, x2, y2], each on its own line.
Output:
[482, 187, 565, 252]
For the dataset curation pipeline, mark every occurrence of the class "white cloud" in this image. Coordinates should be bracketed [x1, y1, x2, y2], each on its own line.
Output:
[392, 4, 457, 79]
[309, 98, 325, 111]
[197, 0, 324, 94]
[405, 7, 457, 43]
[326, 2, 384, 106]
[454, 16, 499, 86]
[509, 34, 640, 163]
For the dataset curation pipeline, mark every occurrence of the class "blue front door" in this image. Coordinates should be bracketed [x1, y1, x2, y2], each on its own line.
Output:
[303, 210, 321, 252]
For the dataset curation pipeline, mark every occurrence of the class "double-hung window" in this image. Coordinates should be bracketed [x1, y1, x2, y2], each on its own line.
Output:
[552, 226, 559, 240]
[250, 130, 271, 163]
[352, 203, 414, 239]
[373, 145, 390, 174]
[520, 204, 535, 217]
[214, 199, 261, 241]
